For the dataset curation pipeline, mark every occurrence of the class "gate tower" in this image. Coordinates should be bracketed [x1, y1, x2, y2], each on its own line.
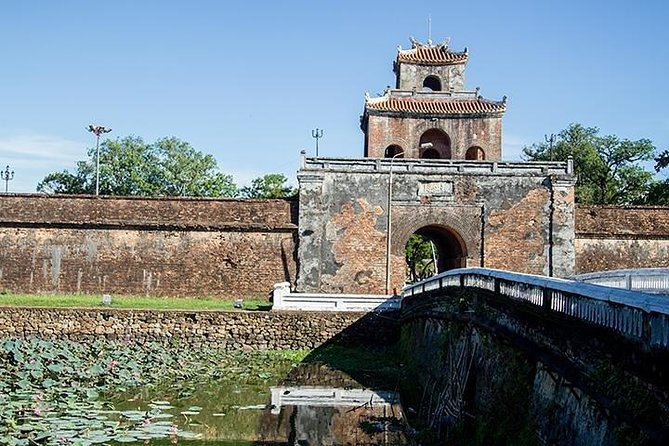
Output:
[361, 38, 506, 161]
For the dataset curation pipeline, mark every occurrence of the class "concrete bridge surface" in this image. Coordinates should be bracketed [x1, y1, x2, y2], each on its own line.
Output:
[400, 267, 669, 445]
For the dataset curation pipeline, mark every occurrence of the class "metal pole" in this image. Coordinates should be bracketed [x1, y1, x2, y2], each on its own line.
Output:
[1, 165, 14, 193]
[545, 133, 556, 161]
[311, 128, 323, 157]
[95, 134, 100, 195]
[87, 125, 112, 196]
[385, 151, 404, 295]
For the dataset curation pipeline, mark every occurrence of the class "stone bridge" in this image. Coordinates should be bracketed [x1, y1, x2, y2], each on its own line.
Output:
[399, 268, 669, 444]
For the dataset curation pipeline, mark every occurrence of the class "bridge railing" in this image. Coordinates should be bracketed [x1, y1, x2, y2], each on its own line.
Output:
[572, 268, 669, 295]
[402, 268, 669, 349]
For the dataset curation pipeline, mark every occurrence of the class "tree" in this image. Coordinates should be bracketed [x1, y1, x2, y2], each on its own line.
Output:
[405, 234, 438, 283]
[643, 150, 669, 205]
[522, 123, 656, 204]
[238, 174, 296, 199]
[37, 136, 237, 197]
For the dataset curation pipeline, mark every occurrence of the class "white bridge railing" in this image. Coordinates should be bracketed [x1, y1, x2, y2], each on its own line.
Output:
[402, 268, 669, 349]
[573, 268, 669, 295]
[272, 282, 401, 312]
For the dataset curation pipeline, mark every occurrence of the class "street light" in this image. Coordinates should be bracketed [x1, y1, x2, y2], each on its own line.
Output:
[311, 128, 323, 157]
[545, 133, 556, 161]
[1, 165, 14, 193]
[385, 150, 405, 295]
[87, 125, 112, 195]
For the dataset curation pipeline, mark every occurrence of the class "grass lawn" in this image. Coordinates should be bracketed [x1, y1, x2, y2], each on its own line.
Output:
[0, 293, 273, 311]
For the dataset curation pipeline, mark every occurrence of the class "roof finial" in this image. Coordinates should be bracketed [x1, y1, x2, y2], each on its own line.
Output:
[427, 15, 432, 45]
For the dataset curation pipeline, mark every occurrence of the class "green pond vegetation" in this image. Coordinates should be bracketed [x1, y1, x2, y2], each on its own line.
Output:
[0, 338, 404, 446]
[0, 294, 272, 311]
[0, 338, 307, 445]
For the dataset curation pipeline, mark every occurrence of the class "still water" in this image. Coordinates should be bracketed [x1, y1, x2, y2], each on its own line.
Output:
[111, 363, 408, 445]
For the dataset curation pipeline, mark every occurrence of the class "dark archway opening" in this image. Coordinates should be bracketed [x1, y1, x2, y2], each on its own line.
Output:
[421, 148, 441, 159]
[466, 146, 485, 160]
[422, 75, 442, 92]
[384, 144, 404, 158]
[419, 129, 451, 159]
[404, 225, 466, 283]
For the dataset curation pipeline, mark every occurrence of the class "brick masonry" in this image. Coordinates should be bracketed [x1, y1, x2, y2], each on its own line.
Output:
[365, 114, 502, 161]
[297, 158, 577, 294]
[575, 205, 669, 274]
[0, 194, 298, 297]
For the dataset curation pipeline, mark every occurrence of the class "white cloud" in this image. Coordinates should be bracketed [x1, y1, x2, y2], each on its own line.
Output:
[0, 134, 87, 193]
[0, 135, 86, 162]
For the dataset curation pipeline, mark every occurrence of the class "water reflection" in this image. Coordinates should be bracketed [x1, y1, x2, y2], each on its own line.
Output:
[114, 363, 408, 445]
[263, 386, 405, 445]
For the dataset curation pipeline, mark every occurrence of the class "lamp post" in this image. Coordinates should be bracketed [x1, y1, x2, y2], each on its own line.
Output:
[311, 128, 323, 157]
[545, 133, 556, 161]
[1, 165, 14, 193]
[385, 150, 404, 295]
[87, 125, 112, 196]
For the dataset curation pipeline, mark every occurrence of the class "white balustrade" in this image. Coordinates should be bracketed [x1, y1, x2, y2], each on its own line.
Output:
[402, 268, 669, 349]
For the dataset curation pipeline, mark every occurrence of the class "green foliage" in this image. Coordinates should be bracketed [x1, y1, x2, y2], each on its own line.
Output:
[405, 234, 438, 283]
[37, 136, 237, 197]
[238, 173, 296, 199]
[642, 149, 669, 205]
[522, 123, 657, 204]
[0, 293, 271, 310]
[0, 338, 308, 445]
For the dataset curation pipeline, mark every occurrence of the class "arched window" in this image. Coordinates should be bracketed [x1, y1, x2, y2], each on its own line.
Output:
[419, 129, 451, 159]
[422, 76, 442, 92]
[465, 146, 485, 160]
[384, 144, 404, 158]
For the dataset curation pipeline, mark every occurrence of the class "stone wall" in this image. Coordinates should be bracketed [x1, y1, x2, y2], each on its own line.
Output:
[0, 307, 398, 349]
[0, 194, 298, 298]
[297, 158, 576, 294]
[575, 205, 669, 274]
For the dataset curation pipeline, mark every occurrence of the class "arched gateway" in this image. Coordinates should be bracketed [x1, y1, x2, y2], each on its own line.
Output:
[401, 223, 470, 285]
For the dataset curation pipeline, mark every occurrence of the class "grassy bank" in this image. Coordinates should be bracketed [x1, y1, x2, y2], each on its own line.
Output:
[0, 293, 272, 311]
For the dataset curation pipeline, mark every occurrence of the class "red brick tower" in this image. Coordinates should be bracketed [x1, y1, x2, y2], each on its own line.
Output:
[361, 38, 507, 160]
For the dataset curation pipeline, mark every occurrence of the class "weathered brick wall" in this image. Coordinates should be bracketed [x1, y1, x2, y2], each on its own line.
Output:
[0, 195, 298, 297]
[365, 114, 502, 161]
[0, 307, 398, 349]
[297, 159, 576, 294]
[575, 205, 669, 273]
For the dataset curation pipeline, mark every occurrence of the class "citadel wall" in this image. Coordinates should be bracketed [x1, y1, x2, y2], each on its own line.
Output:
[574, 205, 669, 274]
[0, 194, 298, 297]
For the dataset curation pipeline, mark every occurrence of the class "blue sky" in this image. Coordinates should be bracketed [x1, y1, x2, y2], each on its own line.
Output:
[1, 0, 668, 192]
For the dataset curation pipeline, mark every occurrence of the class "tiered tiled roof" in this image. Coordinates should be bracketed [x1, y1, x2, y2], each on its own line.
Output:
[366, 95, 506, 116]
[397, 40, 468, 65]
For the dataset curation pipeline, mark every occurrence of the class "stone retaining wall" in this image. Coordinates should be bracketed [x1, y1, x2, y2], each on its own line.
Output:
[0, 307, 398, 349]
